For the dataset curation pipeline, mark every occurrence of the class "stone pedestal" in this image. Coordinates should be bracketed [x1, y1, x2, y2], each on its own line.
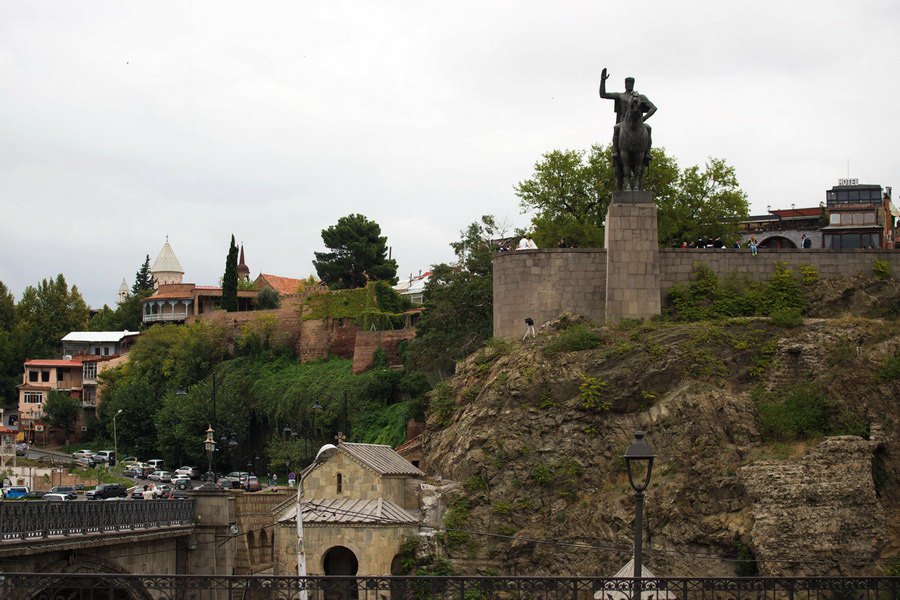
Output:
[604, 191, 661, 322]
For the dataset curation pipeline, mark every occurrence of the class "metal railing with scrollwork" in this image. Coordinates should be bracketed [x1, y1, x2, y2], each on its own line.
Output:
[0, 499, 194, 541]
[0, 574, 897, 600]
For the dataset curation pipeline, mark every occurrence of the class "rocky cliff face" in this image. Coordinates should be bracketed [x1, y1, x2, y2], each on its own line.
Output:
[419, 314, 899, 578]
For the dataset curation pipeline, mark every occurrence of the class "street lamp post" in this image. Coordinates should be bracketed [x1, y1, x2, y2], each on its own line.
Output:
[624, 430, 656, 600]
[177, 374, 231, 481]
[203, 426, 218, 485]
[297, 443, 339, 597]
[112, 409, 123, 468]
[282, 418, 313, 463]
[311, 391, 349, 443]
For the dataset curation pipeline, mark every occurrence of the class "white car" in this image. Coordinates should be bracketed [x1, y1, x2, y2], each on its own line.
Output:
[148, 470, 172, 482]
[43, 493, 73, 502]
[175, 466, 201, 479]
[72, 449, 95, 460]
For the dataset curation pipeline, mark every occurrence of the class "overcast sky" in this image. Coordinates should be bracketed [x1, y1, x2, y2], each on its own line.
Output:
[2, 1, 897, 308]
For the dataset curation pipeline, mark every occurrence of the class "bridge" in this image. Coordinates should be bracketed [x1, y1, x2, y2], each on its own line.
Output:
[0, 488, 237, 579]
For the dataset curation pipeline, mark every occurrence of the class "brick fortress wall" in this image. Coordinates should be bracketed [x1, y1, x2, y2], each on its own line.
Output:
[352, 329, 416, 374]
[493, 248, 900, 338]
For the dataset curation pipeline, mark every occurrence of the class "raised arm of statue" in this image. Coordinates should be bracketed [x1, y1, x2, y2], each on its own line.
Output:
[599, 67, 615, 99]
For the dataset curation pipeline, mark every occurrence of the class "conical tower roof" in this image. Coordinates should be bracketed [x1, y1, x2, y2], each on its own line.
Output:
[151, 241, 184, 275]
[118, 277, 129, 293]
[237, 245, 250, 279]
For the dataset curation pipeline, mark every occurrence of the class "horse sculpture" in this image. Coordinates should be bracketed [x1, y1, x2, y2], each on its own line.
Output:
[615, 93, 651, 192]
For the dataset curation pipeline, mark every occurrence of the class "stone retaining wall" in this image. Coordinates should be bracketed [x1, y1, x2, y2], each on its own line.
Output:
[493, 248, 900, 338]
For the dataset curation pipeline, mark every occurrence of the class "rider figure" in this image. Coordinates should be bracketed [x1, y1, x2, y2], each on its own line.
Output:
[599, 68, 656, 166]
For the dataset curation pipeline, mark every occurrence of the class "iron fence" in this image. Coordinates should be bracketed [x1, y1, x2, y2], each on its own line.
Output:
[0, 574, 896, 600]
[0, 499, 194, 541]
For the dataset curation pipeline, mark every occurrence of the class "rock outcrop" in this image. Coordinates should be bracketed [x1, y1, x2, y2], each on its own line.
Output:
[420, 316, 900, 577]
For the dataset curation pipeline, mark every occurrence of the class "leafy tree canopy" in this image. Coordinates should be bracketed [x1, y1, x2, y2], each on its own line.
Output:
[313, 214, 398, 289]
[405, 216, 501, 377]
[16, 275, 89, 358]
[43, 390, 81, 445]
[515, 144, 747, 247]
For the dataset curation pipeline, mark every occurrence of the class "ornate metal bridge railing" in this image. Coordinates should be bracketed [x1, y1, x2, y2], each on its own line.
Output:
[0, 499, 194, 541]
[0, 574, 896, 600]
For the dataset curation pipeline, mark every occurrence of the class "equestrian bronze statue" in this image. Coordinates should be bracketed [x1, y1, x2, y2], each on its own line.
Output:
[599, 68, 657, 192]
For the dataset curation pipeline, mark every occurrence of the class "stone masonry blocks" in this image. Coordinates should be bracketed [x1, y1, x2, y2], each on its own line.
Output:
[604, 194, 661, 323]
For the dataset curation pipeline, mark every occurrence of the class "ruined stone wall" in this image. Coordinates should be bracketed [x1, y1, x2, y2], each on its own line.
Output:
[188, 294, 306, 350]
[493, 248, 900, 337]
[298, 318, 360, 362]
[351, 329, 416, 374]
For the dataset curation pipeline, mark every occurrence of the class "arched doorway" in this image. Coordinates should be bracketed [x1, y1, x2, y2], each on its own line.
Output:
[322, 546, 359, 600]
[759, 236, 797, 249]
[322, 546, 358, 575]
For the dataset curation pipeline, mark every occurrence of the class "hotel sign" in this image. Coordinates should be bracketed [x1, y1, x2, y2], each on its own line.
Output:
[838, 178, 859, 186]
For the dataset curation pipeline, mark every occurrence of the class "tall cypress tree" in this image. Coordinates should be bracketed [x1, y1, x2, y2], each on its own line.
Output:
[221, 235, 239, 312]
[132, 255, 155, 294]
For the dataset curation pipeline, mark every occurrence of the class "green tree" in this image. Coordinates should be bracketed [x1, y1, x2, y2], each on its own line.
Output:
[222, 235, 239, 312]
[406, 216, 498, 377]
[132, 255, 155, 294]
[0, 282, 23, 403]
[16, 275, 89, 358]
[516, 145, 746, 248]
[658, 158, 749, 246]
[124, 321, 225, 391]
[43, 390, 81, 446]
[254, 287, 281, 310]
[97, 376, 162, 458]
[313, 214, 398, 289]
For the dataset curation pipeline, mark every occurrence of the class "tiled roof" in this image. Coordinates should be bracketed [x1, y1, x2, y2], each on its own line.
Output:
[194, 286, 223, 291]
[24, 359, 83, 367]
[394, 434, 421, 454]
[18, 385, 49, 391]
[257, 274, 304, 295]
[0, 426, 16, 435]
[279, 498, 421, 525]
[143, 291, 195, 301]
[340, 443, 424, 476]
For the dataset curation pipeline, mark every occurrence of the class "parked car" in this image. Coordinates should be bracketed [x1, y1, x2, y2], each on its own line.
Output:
[23, 490, 48, 500]
[168, 490, 190, 500]
[148, 471, 172, 482]
[175, 466, 201, 479]
[85, 484, 128, 500]
[226, 471, 250, 489]
[131, 462, 154, 477]
[245, 476, 260, 492]
[120, 456, 138, 465]
[147, 459, 165, 471]
[72, 449, 95, 460]
[43, 492, 73, 502]
[2, 486, 30, 499]
[49, 486, 78, 500]
[73, 458, 94, 470]
[94, 450, 116, 465]
[15, 443, 27, 456]
[172, 476, 192, 491]
[122, 467, 141, 478]
[216, 477, 241, 490]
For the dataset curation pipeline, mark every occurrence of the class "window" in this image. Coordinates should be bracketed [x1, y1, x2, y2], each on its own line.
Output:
[864, 213, 876, 224]
[93, 347, 100, 355]
[852, 213, 863, 225]
[41, 371, 50, 382]
[103, 346, 110, 356]
[336, 473, 343, 494]
[830, 214, 840, 225]
[29, 370, 38, 382]
[24, 392, 43, 404]
[83, 363, 97, 380]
